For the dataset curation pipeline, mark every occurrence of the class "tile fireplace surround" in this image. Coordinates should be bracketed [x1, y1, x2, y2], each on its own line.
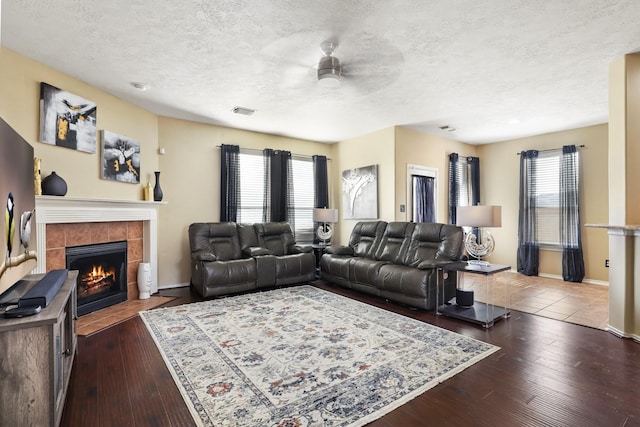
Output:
[35, 196, 161, 296]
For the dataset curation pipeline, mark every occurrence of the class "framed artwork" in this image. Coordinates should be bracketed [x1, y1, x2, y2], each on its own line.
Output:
[342, 164, 378, 219]
[39, 82, 97, 153]
[101, 130, 141, 184]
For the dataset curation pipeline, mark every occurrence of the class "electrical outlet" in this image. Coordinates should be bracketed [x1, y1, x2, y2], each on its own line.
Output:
[605, 259, 609, 268]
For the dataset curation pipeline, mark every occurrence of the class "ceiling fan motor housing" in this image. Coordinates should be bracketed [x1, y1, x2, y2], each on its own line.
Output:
[317, 56, 341, 80]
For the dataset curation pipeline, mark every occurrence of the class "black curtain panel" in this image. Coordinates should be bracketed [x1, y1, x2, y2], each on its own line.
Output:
[517, 150, 539, 276]
[560, 145, 585, 282]
[313, 155, 329, 244]
[313, 155, 329, 209]
[220, 144, 240, 222]
[266, 149, 293, 226]
[285, 152, 295, 233]
[413, 175, 435, 222]
[469, 156, 480, 206]
[262, 149, 273, 222]
[448, 153, 459, 224]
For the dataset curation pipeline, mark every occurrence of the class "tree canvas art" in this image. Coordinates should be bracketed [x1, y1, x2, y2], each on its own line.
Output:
[39, 82, 97, 153]
[101, 130, 141, 184]
[342, 164, 378, 219]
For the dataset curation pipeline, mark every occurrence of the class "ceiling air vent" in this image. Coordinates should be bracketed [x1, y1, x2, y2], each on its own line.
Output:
[232, 106, 256, 116]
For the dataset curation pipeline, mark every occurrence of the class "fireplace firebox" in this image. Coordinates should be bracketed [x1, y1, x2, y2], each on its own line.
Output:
[66, 240, 128, 316]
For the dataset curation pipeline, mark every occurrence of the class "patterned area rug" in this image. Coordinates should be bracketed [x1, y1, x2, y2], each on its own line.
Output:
[140, 286, 499, 427]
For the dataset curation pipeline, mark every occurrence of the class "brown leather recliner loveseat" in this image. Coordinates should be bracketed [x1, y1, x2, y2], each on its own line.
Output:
[189, 222, 316, 298]
[319, 221, 464, 310]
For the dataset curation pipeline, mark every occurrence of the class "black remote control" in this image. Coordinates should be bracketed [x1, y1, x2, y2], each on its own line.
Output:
[4, 305, 42, 318]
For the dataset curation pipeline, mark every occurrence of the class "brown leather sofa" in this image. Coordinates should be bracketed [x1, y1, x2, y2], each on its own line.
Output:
[189, 222, 316, 298]
[319, 221, 464, 310]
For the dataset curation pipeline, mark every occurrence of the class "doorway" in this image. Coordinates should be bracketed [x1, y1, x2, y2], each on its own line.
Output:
[406, 164, 438, 223]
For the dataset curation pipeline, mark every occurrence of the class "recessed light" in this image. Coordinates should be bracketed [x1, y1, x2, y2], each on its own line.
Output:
[508, 118, 520, 125]
[130, 82, 150, 91]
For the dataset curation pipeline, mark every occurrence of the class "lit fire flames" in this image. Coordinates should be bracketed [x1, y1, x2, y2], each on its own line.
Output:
[81, 264, 116, 288]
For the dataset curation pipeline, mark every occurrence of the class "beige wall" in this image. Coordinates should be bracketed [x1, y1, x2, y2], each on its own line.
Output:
[0, 48, 159, 200]
[0, 46, 611, 286]
[0, 47, 333, 288]
[394, 127, 478, 223]
[479, 124, 609, 282]
[334, 127, 395, 244]
[157, 117, 333, 286]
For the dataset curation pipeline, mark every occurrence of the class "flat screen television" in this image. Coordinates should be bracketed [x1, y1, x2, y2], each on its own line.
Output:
[0, 117, 37, 300]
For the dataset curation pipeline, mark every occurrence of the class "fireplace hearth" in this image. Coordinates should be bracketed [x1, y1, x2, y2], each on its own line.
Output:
[66, 240, 128, 316]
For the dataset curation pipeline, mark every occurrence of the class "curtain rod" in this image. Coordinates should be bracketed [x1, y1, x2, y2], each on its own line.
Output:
[217, 145, 331, 160]
[516, 144, 585, 155]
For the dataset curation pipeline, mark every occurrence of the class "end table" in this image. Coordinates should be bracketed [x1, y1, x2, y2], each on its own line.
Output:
[437, 262, 511, 328]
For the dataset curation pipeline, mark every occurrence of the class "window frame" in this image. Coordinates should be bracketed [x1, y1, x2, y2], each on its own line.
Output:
[236, 149, 315, 244]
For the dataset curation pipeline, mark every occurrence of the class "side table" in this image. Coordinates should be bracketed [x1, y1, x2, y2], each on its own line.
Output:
[311, 244, 328, 279]
[437, 262, 511, 328]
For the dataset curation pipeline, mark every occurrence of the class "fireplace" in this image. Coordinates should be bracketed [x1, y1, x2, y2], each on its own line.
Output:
[66, 240, 128, 316]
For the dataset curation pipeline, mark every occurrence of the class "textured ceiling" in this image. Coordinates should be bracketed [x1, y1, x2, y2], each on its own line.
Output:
[3, 1, 640, 144]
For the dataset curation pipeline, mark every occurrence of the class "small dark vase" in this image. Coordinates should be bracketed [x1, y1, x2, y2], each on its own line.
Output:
[153, 171, 163, 202]
[41, 171, 68, 196]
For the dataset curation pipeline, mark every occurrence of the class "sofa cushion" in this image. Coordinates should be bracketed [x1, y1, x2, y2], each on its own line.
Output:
[348, 221, 387, 258]
[188, 222, 241, 261]
[375, 222, 415, 263]
[404, 223, 463, 268]
[237, 222, 260, 252]
[376, 264, 430, 298]
[437, 224, 464, 260]
[351, 258, 387, 285]
[254, 222, 296, 256]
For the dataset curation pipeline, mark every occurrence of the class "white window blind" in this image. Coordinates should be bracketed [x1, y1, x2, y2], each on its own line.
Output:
[237, 151, 315, 243]
[534, 152, 563, 246]
[291, 155, 314, 243]
[453, 160, 472, 207]
[238, 152, 265, 223]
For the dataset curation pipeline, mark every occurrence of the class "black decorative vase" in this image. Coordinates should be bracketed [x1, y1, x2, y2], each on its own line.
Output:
[153, 171, 163, 202]
[41, 171, 68, 196]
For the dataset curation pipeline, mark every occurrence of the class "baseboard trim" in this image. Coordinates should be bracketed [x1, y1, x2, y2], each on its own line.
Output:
[538, 272, 608, 287]
[606, 325, 640, 342]
[158, 282, 190, 290]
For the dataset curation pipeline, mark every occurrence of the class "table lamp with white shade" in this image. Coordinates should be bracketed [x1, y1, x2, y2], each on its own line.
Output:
[313, 208, 338, 246]
[456, 205, 502, 266]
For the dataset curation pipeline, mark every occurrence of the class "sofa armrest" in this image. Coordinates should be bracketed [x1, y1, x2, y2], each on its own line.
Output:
[290, 245, 313, 254]
[243, 246, 272, 257]
[325, 245, 354, 256]
[192, 251, 217, 262]
[413, 259, 454, 270]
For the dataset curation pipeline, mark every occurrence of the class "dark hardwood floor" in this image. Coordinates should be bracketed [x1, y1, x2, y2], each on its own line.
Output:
[61, 281, 640, 427]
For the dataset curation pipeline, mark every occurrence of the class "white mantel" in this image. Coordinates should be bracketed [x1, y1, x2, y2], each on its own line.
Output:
[35, 196, 163, 294]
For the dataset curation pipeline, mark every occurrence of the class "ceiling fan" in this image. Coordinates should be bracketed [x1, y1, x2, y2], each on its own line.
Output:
[260, 33, 404, 92]
[316, 41, 342, 87]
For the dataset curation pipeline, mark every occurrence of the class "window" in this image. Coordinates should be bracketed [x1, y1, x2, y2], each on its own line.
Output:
[238, 152, 265, 223]
[237, 150, 315, 243]
[532, 151, 576, 247]
[291, 155, 315, 243]
[534, 154, 560, 245]
[448, 154, 479, 225]
[451, 160, 472, 207]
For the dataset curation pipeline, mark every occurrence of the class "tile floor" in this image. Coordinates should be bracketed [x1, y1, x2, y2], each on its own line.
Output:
[77, 295, 175, 336]
[459, 271, 609, 330]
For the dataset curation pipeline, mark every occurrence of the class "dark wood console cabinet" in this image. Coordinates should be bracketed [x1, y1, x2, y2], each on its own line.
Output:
[0, 270, 78, 427]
